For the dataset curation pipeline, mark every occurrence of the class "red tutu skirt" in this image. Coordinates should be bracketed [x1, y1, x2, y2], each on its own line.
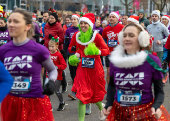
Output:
[1, 95, 54, 121]
[106, 100, 170, 121]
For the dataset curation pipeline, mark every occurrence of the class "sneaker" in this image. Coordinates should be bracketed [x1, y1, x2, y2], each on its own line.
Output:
[68, 92, 76, 100]
[99, 110, 106, 120]
[57, 102, 65, 111]
[85, 104, 91, 115]
[62, 83, 68, 93]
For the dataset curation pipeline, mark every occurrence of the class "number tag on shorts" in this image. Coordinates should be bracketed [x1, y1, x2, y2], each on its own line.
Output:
[117, 89, 142, 106]
[108, 40, 117, 47]
[11, 76, 32, 94]
[82, 57, 95, 68]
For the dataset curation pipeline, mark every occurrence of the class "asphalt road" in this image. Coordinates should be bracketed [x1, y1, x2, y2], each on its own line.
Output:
[51, 66, 170, 121]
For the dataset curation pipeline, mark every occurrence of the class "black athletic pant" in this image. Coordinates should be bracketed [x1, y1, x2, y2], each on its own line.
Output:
[68, 55, 77, 82]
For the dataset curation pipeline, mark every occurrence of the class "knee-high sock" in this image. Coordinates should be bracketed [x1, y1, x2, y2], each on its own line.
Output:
[78, 100, 86, 121]
[95, 101, 103, 111]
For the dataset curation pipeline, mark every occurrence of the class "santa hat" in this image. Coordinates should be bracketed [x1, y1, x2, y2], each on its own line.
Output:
[79, 13, 95, 29]
[109, 12, 119, 20]
[72, 14, 80, 20]
[32, 13, 36, 21]
[127, 15, 139, 24]
[151, 10, 160, 18]
[162, 15, 170, 28]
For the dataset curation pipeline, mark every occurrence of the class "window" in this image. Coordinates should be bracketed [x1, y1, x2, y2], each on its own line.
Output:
[0, 0, 7, 4]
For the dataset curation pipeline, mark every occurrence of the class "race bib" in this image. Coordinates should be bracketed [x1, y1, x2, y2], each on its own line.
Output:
[82, 57, 95, 68]
[0, 40, 7, 46]
[117, 89, 142, 106]
[11, 76, 32, 94]
[108, 40, 117, 47]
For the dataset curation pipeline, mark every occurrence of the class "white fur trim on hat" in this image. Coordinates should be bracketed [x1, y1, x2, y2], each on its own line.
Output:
[79, 17, 93, 29]
[127, 18, 139, 24]
[109, 12, 119, 20]
[72, 15, 79, 20]
[152, 10, 160, 18]
[162, 16, 169, 21]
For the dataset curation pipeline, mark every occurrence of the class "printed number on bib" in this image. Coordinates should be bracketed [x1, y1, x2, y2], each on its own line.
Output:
[82, 57, 95, 68]
[11, 76, 32, 94]
[117, 89, 142, 106]
[108, 40, 117, 47]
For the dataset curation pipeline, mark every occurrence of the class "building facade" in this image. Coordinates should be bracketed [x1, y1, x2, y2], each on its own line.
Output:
[0, 0, 27, 12]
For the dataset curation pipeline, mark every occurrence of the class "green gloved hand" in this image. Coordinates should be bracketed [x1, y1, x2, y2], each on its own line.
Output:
[84, 42, 100, 56]
[69, 55, 80, 66]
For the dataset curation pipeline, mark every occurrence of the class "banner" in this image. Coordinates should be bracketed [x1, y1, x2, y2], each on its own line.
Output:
[81, 4, 88, 13]
[133, 0, 140, 10]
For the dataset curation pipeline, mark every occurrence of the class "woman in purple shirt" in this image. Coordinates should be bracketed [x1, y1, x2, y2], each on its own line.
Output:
[103, 23, 170, 120]
[0, 8, 57, 121]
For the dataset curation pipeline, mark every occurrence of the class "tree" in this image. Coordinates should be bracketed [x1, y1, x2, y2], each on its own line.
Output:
[150, 0, 168, 12]
[120, 0, 134, 14]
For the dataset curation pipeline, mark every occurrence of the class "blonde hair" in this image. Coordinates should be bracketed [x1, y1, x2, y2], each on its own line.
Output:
[48, 40, 60, 51]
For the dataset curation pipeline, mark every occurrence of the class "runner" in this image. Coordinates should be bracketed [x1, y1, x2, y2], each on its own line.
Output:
[147, 10, 169, 62]
[43, 8, 67, 93]
[68, 13, 110, 121]
[45, 36, 67, 111]
[0, 10, 11, 46]
[102, 12, 124, 84]
[0, 8, 57, 121]
[65, 14, 80, 100]
[103, 23, 170, 121]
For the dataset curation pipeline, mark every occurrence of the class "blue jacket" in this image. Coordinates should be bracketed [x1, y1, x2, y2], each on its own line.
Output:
[0, 61, 13, 102]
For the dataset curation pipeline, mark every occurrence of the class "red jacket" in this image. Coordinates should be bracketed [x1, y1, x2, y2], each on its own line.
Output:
[46, 51, 67, 80]
[44, 22, 64, 50]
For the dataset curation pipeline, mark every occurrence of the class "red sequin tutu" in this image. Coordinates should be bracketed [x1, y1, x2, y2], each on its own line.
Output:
[106, 100, 170, 121]
[1, 95, 54, 121]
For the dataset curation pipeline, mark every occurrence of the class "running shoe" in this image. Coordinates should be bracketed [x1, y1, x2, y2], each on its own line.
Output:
[99, 103, 106, 120]
[162, 73, 169, 85]
[57, 102, 65, 111]
[85, 104, 91, 115]
[99, 110, 106, 120]
[68, 92, 76, 100]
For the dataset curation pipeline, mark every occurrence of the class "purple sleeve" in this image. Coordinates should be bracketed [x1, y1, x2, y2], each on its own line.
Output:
[99, 27, 103, 36]
[149, 54, 163, 80]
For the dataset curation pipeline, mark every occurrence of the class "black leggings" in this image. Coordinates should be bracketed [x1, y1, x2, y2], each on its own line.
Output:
[68, 55, 77, 82]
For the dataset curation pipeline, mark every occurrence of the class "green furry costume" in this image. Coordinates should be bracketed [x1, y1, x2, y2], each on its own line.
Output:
[68, 26, 104, 121]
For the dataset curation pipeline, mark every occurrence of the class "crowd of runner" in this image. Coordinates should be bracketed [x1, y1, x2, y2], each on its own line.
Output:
[1, 5, 170, 121]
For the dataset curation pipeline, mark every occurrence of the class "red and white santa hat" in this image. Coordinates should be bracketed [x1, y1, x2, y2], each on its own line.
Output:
[109, 12, 119, 20]
[79, 13, 95, 29]
[127, 15, 139, 24]
[72, 14, 80, 20]
[32, 13, 36, 21]
[162, 15, 170, 28]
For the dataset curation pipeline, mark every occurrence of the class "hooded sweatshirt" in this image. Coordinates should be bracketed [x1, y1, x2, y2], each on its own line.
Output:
[139, 9, 150, 27]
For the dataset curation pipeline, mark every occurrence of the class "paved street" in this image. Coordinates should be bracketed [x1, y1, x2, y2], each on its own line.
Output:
[51, 66, 170, 121]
